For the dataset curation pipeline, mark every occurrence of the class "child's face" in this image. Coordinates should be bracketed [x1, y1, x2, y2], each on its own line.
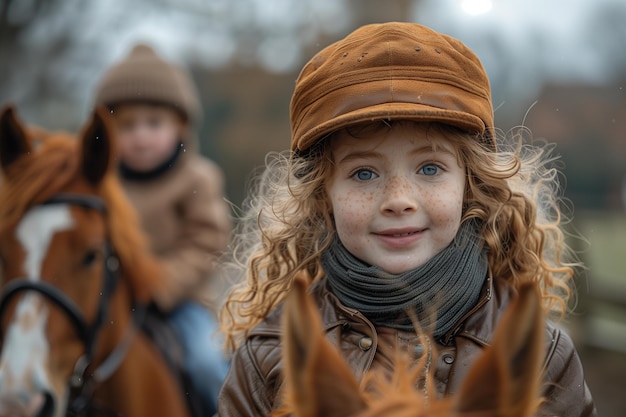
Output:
[326, 123, 465, 275]
[112, 104, 185, 172]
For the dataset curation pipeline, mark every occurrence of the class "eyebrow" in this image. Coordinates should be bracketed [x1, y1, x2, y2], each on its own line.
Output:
[337, 143, 456, 164]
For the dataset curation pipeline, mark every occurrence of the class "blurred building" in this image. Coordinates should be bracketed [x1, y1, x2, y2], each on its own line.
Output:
[525, 81, 626, 211]
[525, 81, 626, 416]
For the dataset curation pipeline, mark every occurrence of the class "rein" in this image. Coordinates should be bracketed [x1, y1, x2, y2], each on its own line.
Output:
[0, 193, 145, 416]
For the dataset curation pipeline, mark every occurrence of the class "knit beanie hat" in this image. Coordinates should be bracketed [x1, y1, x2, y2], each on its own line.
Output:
[94, 44, 201, 124]
[290, 22, 495, 152]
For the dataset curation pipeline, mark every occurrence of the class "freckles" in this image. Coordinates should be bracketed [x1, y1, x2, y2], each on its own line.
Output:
[360, 191, 377, 213]
[424, 191, 448, 216]
[344, 189, 375, 206]
[387, 177, 411, 198]
[334, 190, 373, 232]
[424, 185, 463, 224]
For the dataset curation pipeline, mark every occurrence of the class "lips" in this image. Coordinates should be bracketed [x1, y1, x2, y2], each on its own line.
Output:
[390, 231, 418, 237]
[373, 228, 426, 248]
[376, 227, 425, 237]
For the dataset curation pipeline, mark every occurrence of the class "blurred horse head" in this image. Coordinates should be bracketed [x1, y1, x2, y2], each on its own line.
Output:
[0, 106, 190, 417]
[275, 276, 544, 417]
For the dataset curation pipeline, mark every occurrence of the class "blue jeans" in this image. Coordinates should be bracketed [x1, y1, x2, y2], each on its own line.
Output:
[168, 301, 229, 415]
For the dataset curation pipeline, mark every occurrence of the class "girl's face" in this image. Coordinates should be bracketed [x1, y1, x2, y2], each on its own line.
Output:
[326, 122, 466, 275]
[113, 104, 185, 172]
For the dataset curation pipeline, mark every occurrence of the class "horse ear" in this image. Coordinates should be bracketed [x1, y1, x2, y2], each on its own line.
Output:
[80, 106, 116, 186]
[456, 282, 544, 416]
[282, 274, 367, 417]
[0, 105, 33, 174]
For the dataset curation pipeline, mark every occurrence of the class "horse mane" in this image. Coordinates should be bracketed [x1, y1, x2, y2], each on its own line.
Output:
[0, 129, 162, 303]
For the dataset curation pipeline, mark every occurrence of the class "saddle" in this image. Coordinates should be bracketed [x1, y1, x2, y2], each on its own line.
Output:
[138, 304, 206, 417]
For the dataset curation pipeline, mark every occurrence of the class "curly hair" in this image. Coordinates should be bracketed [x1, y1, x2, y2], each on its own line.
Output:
[219, 122, 579, 352]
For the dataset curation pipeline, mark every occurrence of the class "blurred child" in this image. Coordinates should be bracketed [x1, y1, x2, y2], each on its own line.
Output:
[94, 44, 232, 415]
[217, 22, 597, 416]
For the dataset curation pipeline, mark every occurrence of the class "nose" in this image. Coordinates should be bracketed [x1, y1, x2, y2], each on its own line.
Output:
[125, 126, 151, 147]
[0, 344, 56, 417]
[0, 390, 55, 417]
[380, 175, 418, 215]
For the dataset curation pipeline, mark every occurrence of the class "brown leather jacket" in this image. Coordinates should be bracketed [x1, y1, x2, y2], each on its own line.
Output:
[217, 277, 597, 416]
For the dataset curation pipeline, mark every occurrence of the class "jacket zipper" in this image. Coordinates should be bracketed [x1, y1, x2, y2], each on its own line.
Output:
[441, 276, 493, 345]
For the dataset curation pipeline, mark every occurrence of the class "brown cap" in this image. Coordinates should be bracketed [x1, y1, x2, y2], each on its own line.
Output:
[94, 44, 201, 124]
[290, 22, 494, 152]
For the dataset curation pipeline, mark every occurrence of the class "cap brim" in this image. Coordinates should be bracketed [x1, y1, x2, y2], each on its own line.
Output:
[294, 102, 487, 152]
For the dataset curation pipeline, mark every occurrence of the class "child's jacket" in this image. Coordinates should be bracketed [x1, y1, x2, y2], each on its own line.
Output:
[121, 152, 231, 312]
[218, 276, 597, 416]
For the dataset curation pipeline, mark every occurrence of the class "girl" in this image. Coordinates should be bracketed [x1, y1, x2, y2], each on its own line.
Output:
[94, 44, 232, 416]
[217, 22, 597, 416]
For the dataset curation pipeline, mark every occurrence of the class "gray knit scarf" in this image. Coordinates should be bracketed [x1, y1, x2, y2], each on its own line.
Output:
[322, 220, 488, 339]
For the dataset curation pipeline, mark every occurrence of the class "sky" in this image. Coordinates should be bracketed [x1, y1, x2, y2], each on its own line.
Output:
[413, 0, 626, 102]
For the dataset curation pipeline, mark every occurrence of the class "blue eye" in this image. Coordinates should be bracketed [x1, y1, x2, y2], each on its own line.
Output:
[353, 169, 377, 181]
[419, 164, 439, 176]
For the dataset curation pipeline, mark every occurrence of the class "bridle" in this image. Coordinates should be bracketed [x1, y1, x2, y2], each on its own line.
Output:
[0, 193, 144, 416]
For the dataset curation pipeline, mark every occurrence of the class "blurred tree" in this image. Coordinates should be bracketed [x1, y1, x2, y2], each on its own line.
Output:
[0, 0, 353, 130]
[0, 0, 93, 129]
[1, 0, 625, 211]
[0, 0, 49, 37]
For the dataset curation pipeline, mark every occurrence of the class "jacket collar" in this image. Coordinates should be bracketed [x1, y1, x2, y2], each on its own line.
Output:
[250, 275, 513, 348]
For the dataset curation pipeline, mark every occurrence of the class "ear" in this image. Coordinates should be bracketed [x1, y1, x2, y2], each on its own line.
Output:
[80, 106, 116, 186]
[456, 282, 544, 416]
[282, 274, 367, 417]
[0, 105, 33, 174]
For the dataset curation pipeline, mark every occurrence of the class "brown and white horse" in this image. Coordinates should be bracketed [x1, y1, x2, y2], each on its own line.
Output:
[275, 275, 545, 417]
[0, 106, 191, 417]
